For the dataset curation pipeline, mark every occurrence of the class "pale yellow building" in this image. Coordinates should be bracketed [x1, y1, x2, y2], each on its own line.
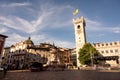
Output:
[92, 41, 120, 66]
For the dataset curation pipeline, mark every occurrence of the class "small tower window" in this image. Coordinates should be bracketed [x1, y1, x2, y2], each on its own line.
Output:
[77, 25, 80, 29]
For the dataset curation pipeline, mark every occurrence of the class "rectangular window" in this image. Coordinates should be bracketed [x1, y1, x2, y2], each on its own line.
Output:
[106, 50, 108, 53]
[106, 43, 108, 46]
[110, 43, 112, 45]
[114, 42, 117, 45]
[98, 44, 100, 47]
[102, 44, 104, 46]
[115, 49, 118, 53]
[110, 50, 113, 53]
[101, 51, 104, 53]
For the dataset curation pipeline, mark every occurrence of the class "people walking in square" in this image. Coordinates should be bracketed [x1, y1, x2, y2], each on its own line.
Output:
[3, 64, 8, 77]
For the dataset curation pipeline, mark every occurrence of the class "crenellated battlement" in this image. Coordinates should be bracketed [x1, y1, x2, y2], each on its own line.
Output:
[73, 16, 86, 26]
[92, 41, 120, 47]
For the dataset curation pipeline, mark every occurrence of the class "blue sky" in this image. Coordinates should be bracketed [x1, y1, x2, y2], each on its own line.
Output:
[0, 0, 120, 48]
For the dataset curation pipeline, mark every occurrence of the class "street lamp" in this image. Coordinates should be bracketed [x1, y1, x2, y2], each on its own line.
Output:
[90, 52, 94, 69]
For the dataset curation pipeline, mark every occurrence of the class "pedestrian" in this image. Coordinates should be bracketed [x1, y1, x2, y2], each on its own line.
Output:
[3, 64, 8, 77]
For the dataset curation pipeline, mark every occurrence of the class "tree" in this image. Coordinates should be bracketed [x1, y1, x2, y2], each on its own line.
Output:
[78, 43, 99, 65]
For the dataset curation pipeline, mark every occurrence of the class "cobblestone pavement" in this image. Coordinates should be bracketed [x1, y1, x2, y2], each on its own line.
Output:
[2, 70, 120, 80]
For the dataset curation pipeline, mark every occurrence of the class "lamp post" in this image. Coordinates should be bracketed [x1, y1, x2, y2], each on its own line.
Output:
[90, 52, 94, 69]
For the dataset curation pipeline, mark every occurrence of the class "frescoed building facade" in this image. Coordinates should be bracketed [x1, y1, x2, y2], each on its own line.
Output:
[2, 37, 70, 69]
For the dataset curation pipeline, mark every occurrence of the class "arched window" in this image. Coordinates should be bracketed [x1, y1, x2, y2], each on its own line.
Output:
[114, 42, 117, 45]
[106, 43, 108, 46]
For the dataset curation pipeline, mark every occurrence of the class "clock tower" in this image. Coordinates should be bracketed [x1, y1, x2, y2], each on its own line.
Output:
[73, 16, 87, 67]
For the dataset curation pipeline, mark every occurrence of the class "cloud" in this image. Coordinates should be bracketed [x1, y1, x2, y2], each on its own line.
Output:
[5, 33, 26, 46]
[1, 1, 119, 48]
[30, 34, 75, 48]
[85, 18, 120, 34]
[55, 40, 75, 48]
[34, 3, 74, 29]
[111, 27, 120, 34]
[5, 33, 75, 48]
[0, 2, 76, 48]
[1, 2, 31, 8]
[98, 34, 105, 37]
[0, 3, 73, 33]
[114, 30, 120, 33]
[0, 27, 8, 33]
[30, 34, 49, 44]
[0, 16, 34, 33]
[41, 36, 75, 48]
[0, 11, 50, 33]
[85, 18, 102, 31]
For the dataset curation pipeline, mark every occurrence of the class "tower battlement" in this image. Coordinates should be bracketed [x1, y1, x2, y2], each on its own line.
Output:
[92, 41, 120, 48]
[73, 16, 86, 26]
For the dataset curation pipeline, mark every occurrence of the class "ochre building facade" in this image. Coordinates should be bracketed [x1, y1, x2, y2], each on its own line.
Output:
[2, 37, 70, 69]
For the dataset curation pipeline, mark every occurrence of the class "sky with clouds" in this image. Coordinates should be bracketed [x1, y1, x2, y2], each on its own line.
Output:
[0, 0, 120, 48]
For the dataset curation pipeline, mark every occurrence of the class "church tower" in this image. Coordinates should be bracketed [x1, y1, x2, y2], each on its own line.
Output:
[73, 16, 87, 67]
